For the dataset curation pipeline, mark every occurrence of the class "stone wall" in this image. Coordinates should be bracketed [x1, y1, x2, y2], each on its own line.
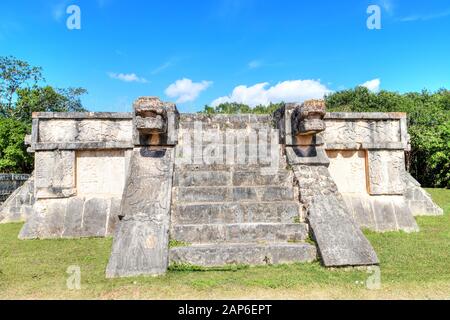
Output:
[0, 174, 33, 223]
[17, 108, 439, 238]
[19, 113, 133, 239]
[403, 172, 443, 216]
[0, 174, 30, 203]
[322, 113, 422, 232]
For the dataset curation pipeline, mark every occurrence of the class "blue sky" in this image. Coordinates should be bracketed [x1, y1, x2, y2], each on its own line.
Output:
[1, 0, 449, 112]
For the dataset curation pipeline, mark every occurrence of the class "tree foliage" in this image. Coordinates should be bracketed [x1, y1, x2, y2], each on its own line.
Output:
[0, 56, 43, 116]
[0, 56, 88, 173]
[201, 102, 283, 115]
[14, 86, 87, 122]
[0, 118, 33, 173]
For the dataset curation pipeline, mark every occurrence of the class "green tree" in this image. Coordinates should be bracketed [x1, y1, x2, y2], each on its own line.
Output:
[0, 56, 43, 116]
[14, 86, 87, 122]
[0, 118, 33, 173]
[0, 56, 88, 173]
[201, 102, 283, 114]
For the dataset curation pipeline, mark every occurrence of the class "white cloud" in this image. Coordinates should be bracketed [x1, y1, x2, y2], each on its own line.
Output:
[361, 79, 381, 92]
[165, 78, 212, 103]
[211, 80, 332, 107]
[108, 72, 148, 83]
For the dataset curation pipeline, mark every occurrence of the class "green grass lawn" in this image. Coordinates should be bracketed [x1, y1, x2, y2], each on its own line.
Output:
[0, 189, 449, 300]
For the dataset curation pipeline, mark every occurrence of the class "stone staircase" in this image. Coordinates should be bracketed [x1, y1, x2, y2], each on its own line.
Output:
[169, 114, 317, 267]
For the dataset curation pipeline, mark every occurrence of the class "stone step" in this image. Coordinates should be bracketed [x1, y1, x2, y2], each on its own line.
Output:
[173, 186, 297, 203]
[175, 160, 287, 172]
[173, 170, 293, 187]
[174, 147, 286, 169]
[178, 131, 280, 141]
[171, 222, 309, 244]
[180, 114, 274, 129]
[169, 243, 317, 267]
[171, 201, 302, 224]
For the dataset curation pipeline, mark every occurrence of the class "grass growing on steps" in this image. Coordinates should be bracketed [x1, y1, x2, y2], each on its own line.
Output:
[168, 239, 191, 248]
[0, 189, 449, 299]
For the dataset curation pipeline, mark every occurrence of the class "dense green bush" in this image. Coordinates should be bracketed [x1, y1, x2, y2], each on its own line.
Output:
[202, 102, 283, 115]
[0, 118, 33, 173]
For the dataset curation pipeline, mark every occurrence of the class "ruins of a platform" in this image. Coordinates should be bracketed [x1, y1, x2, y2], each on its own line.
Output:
[0, 96, 443, 278]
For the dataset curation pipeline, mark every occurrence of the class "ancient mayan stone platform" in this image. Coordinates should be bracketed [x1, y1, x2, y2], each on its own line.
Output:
[7, 96, 442, 278]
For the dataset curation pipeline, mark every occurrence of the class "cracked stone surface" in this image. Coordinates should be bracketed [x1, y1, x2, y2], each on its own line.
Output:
[106, 147, 175, 278]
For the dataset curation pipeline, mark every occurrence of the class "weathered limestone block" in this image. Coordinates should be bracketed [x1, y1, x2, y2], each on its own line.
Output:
[170, 243, 317, 267]
[342, 194, 419, 233]
[38, 118, 132, 144]
[78, 119, 131, 143]
[135, 116, 166, 134]
[327, 150, 368, 194]
[171, 222, 309, 244]
[0, 173, 31, 203]
[19, 198, 67, 239]
[35, 151, 76, 199]
[291, 164, 341, 205]
[173, 186, 296, 203]
[403, 172, 443, 216]
[106, 148, 175, 278]
[285, 146, 330, 166]
[76, 150, 128, 197]
[0, 175, 35, 223]
[368, 150, 405, 195]
[19, 196, 121, 239]
[326, 150, 419, 232]
[342, 194, 375, 230]
[323, 118, 402, 147]
[39, 119, 78, 143]
[61, 197, 84, 238]
[172, 202, 302, 225]
[81, 198, 110, 237]
[308, 195, 379, 266]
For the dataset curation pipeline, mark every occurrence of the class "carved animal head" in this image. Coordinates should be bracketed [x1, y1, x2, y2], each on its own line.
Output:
[292, 99, 326, 135]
